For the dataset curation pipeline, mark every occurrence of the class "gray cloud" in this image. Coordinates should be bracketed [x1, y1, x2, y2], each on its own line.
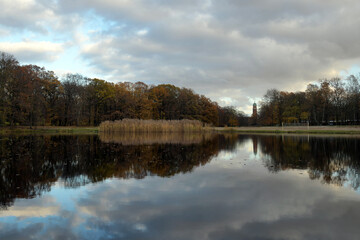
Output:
[68, 168, 360, 239]
[2, 0, 360, 113]
[1, 137, 360, 239]
[0, 0, 67, 33]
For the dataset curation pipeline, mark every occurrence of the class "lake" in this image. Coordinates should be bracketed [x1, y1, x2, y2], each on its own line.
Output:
[0, 133, 360, 240]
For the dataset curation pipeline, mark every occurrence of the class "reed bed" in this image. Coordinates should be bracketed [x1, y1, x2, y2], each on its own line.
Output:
[99, 131, 215, 145]
[99, 119, 204, 133]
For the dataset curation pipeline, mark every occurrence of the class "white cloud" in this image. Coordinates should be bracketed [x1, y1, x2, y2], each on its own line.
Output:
[0, 41, 64, 62]
[2, 0, 360, 113]
[0, 196, 60, 218]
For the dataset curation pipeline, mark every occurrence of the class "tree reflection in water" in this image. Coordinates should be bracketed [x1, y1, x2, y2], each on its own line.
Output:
[255, 135, 360, 189]
[1, 133, 360, 210]
[0, 134, 236, 209]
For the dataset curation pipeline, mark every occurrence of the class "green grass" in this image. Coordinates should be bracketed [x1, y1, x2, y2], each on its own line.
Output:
[2, 125, 360, 136]
[0, 126, 99, 135]
[212, 127, 360, 135]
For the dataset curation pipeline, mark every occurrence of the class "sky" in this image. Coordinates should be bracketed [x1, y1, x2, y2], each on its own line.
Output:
[1, 0, 360, 114]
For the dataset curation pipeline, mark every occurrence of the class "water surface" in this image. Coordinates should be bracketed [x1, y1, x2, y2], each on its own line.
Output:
[0, 134, 360, 240]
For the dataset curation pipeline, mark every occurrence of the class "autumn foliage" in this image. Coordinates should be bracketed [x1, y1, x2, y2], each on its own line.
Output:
[0, 52, 247, 127]
[258, 76, 360, 126]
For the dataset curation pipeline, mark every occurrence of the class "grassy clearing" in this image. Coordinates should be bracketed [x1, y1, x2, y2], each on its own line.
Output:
[99, 119, 204, 133]
[211, 126, 360, 134]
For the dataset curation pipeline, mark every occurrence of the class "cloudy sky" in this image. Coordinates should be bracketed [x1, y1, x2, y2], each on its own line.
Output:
[1, 0, 360, 114]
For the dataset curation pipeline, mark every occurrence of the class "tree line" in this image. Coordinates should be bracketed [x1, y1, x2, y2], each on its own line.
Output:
[6, 50, 356, 128]
[0, 52, 247, 127]
[257, 76, 360, 125]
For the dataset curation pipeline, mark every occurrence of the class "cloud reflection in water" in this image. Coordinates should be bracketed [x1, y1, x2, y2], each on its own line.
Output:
[0, 134, 360, 239]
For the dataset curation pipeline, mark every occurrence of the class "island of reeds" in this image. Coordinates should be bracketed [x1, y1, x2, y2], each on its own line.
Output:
[99, 119, 204, 133]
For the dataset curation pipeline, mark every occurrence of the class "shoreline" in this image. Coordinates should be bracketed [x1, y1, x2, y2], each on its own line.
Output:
[1, 125, 360, 135]
[210, 126, 360, 134]
[0, 126, 99, 135]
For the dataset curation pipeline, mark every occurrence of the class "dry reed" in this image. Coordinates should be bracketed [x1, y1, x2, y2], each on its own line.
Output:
[99, 119, 204, 133]
[99, 131, 214, 145]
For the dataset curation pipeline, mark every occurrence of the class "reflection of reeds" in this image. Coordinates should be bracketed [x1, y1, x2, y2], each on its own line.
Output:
[99, 132, 215, 145]
[99, 119, 203, 133]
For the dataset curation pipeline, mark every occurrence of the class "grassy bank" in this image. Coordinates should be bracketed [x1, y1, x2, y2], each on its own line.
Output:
[2, 125, 360, 135]
[0, 126, 99, 135]
[100, 119, 204, 133]
[211, 126, 360, 134]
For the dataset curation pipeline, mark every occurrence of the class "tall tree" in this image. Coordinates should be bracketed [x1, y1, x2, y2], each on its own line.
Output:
[329, 77, 345, 123]
[319, 80, 332, 124]
[0, 52, 19, 126]
[345, 75, 360, 123]
[61, 73, 87, 126]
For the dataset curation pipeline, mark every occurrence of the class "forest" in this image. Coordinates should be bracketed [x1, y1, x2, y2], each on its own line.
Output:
[2, 51, 360, 127]
[0, 52, 247, 127]
[257, 75, 360, 125]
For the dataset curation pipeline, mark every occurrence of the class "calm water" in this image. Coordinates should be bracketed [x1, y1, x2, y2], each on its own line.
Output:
[0, 133, 360, 240]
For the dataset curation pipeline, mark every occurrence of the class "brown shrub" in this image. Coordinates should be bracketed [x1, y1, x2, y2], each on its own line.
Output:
[99, 119, 204, 133]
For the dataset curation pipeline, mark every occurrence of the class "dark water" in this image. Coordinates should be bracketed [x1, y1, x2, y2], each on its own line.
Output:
[0, 134, 360, 240]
